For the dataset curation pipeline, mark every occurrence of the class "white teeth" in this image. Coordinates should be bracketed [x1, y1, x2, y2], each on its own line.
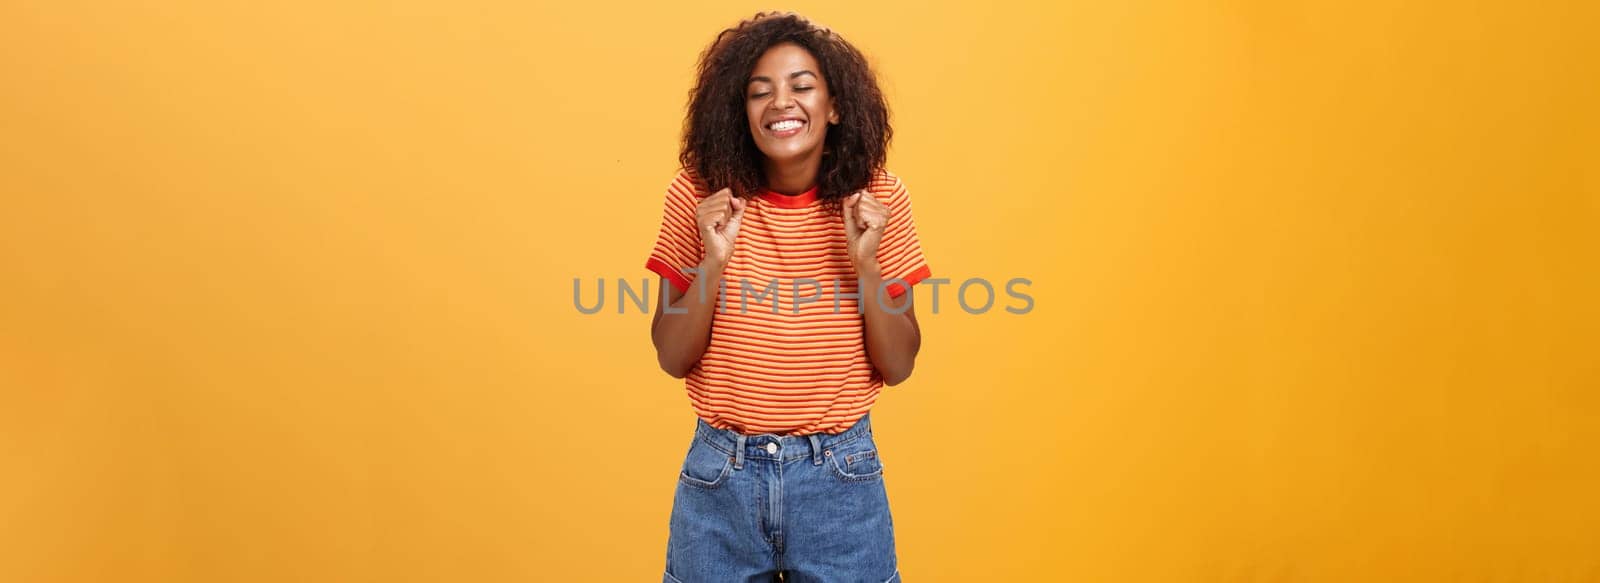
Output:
[768, 120, 804, 131]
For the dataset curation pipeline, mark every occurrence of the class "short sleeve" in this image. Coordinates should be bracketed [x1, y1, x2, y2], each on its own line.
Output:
[644, 171, 705, 293]
[871, 173, 932, 298]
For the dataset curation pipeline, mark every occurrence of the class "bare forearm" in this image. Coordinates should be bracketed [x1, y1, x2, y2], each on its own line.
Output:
[651, 260, 726, 378]
[858, 269, 920, 385]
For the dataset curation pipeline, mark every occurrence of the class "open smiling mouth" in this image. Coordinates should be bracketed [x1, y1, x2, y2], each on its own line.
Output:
[766, 119, 806, 137]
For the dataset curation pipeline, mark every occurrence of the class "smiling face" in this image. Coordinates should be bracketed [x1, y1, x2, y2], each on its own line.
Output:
[745, 43, 838, 175]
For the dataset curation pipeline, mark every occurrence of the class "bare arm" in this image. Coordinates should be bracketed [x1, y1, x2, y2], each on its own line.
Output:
[858, 268, 921, 385]
[650, 260, 725, 378]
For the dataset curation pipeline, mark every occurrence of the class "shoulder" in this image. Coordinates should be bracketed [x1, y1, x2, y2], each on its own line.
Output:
[667, 168, 711, 201]
[865, 168, 910, 204]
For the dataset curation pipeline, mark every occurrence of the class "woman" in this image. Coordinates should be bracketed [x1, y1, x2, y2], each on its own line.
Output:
[647, 12, 930, 582]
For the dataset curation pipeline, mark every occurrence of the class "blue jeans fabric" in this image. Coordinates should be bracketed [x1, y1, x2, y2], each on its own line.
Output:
[664, 414, 900, 583]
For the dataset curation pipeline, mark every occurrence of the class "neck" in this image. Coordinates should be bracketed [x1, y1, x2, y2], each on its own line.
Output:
[762, 152, 823, 195]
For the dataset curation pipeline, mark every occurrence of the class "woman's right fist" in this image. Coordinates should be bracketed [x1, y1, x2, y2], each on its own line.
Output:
[697, 187, 747, 267]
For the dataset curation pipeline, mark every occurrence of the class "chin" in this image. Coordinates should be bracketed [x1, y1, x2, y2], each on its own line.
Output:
[758, 144, 821, 165]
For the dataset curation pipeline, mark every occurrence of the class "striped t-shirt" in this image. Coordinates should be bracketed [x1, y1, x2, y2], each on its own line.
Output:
[645, 169, 931, 435]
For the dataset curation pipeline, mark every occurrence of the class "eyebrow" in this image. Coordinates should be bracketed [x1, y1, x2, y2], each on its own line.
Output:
[748, 70, 819, 84]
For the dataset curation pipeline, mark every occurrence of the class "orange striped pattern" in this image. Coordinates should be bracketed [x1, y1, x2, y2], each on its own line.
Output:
[646, 169, 931, 435]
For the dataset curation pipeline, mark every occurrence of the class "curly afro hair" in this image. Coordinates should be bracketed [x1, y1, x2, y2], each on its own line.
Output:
[680, 12, 892, 209]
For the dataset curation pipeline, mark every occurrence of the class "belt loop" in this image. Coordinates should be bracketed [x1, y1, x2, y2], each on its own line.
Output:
[808, 434, 823, 466]
[734, 433, 747, 470]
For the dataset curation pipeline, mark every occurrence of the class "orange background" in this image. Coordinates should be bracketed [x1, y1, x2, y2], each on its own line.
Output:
[3, 1, 1597, 581]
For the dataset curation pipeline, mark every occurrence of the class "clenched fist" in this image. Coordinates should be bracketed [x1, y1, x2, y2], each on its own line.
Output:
[697, 187, 747, 268]
[843, 191, 888, 275]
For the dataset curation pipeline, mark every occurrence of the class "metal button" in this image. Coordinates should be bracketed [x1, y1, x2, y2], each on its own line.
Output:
[766, 442, 779, 455]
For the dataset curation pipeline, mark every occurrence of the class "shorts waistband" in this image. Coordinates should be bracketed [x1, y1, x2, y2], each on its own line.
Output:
[693, 414, 874, 469]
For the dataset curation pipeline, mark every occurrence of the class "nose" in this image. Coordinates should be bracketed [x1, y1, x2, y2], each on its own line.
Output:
[770, 87, 796, 110]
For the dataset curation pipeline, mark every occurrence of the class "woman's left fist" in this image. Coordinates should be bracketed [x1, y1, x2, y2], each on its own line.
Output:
[843, 191, 888, 275]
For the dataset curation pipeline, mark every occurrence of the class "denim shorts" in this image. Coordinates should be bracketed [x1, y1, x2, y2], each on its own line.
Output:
[664, 414, 900, 583]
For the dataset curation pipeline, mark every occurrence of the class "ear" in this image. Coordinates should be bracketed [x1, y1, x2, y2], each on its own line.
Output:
[827, 98, 840, 125]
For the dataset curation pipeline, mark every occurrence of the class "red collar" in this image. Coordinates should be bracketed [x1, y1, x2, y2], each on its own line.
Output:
[758, 184, 820, 208]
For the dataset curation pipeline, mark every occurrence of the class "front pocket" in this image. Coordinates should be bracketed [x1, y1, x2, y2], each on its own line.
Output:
[678, 437, 733, 489]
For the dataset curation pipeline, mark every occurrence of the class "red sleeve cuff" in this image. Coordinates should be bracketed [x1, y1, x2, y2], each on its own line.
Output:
[645, 257, 693, 294]
[884, 264, 931, 299]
